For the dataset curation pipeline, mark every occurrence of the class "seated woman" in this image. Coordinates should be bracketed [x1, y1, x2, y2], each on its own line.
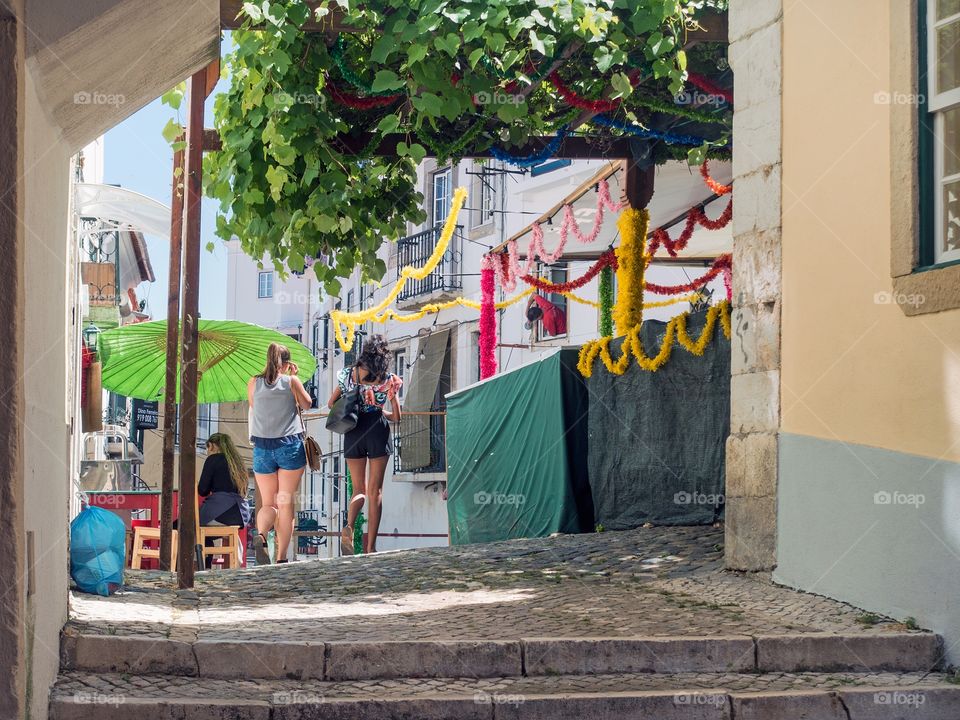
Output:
[198, 433, 251, 565]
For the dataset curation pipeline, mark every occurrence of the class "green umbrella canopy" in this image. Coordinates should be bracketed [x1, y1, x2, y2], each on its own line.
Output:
[97, 319, 317, 404]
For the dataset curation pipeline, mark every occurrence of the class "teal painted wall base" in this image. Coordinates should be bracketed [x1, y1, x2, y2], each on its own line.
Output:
[776, 433, 960, 665]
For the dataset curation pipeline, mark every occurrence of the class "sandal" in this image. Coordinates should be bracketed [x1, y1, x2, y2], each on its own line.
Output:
[340, 526, 354, 556]
[254, 532, 271, 566]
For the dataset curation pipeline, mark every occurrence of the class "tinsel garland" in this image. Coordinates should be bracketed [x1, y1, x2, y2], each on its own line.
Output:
[490, 125, 569, 167]
[326, 78, 402, 109]
[415, 120, 489, 163]
[479, 263, 497, 379]
[577, 301, 731, 376]
[700, 160, 732, 195]
[612, 209, 650, 336]
[644, 254, 732, 295]
[647, 197, 733, 257]
[548, 72, 621, 112]
[520, 250, 617, 293]
[530, 179, 624, 263]
[687, 72, 734, 105]
[630, 95, 730, 125]
[598, 264, 614, 336]
[332, 187, 467, 352]
[331, 35, 408, 97]
[591, 113, 707, 147]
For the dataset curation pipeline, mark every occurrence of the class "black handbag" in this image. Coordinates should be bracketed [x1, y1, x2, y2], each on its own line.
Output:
[325, 371, 361, 434]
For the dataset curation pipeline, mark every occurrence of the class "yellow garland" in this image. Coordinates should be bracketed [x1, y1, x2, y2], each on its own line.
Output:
[577, 301, 732, 377]
[332, 187, 468, 351]
[612, 208, 650, 336]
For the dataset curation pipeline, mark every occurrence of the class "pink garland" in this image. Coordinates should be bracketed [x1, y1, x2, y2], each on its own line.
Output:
[490, 179, 624, 290]
[479, 262, 498, 379]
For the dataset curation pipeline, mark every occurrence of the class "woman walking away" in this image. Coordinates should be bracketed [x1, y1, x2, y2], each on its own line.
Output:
[198, 433, 251, 567]
[248, 342, 312, 565]
[327, 335, 401, 555]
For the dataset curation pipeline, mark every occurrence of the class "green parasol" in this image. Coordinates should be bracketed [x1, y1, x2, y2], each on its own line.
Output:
[97, 319, 317, 404]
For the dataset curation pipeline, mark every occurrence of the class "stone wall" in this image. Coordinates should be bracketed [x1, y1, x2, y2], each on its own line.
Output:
[724, 0, 783, 571]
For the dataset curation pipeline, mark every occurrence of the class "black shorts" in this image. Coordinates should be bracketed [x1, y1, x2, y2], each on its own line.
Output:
[344, 410, 393, 459]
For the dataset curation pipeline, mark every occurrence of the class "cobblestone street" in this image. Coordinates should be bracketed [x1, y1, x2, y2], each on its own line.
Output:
[69, 526, 915, 644]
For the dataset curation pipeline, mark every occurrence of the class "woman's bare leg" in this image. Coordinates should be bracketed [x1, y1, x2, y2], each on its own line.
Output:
[344, 457, 368, 554]
[254, 472, 278, 539]
[364, 456, 388, 554]
[276, 466, 304, 561]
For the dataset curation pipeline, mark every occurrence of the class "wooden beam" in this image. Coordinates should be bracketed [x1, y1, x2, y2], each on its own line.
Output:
[176, 66, 209, 589]
[330, 133, 642, 159]
[622, 161, 655, 210]
[159, 144, 184, 572]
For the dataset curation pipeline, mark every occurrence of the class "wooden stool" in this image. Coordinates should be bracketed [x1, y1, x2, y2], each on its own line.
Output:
[130, 526, 178, 571]
[199, 526, 242, 569]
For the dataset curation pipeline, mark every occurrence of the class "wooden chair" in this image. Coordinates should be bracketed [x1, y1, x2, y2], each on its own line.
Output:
[131, 526, 178, 571]
[199, 526, 242, 569]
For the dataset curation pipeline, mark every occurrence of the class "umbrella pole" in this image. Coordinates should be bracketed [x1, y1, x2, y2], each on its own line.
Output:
[159, 145, 184, 572]
[176, 65, 215, 589]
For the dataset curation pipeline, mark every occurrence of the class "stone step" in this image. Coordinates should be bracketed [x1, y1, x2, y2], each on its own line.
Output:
[49, 669, 960, 720]
[60, 629, 944, 681]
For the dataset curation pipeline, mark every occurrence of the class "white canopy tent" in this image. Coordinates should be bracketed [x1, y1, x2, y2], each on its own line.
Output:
[75, 183, 171, 239]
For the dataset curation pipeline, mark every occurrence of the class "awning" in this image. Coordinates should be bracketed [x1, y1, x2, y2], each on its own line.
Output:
[75, 183, 171, 239]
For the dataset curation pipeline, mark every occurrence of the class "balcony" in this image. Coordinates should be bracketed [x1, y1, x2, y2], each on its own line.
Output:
[396, 224, 463, 303]
[393, 409, 446, 475]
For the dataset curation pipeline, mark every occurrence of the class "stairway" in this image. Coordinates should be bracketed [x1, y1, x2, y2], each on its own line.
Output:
[49, 528, 960, 719]
[52, 630, 960, 719]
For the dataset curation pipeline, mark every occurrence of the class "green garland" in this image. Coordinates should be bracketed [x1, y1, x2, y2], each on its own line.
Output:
[415, 119, 490, 163]
[598, 264, 614, 336]
[629, 94, 730, 125]
[331, 35, 401, 97]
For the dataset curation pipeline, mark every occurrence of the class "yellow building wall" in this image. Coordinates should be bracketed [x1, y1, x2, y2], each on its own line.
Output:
[781, 0, 960, 462]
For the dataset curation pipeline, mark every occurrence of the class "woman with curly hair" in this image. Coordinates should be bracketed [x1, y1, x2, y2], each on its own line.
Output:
[327, 334, 402, 555]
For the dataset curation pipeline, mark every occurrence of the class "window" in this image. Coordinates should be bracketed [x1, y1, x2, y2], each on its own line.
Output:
[537, 263, 568, 340]
[346, 288, 354, 312]
[432, 167, 452, 226]
[470, 331, 481, 382]
[925, 0, 960, 264]
[258, 271, 273, 298]
[393, 350, 406, 399]
[471, 161, 496, 229]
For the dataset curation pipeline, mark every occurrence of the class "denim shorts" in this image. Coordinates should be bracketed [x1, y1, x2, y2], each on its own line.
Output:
[252, 438, 306, 474]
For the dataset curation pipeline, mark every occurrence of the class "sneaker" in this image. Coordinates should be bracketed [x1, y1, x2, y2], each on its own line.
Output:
[254, 533, 271, 566]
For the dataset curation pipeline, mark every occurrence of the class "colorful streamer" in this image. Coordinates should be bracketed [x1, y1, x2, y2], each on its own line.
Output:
[479, 264, 497, 379]
[598, 265, 614, 336]
[490, 126, 569, 168]
[647, 198, 733, 257]
[612, 209, 650, 335]
[591, 113, 708, 147]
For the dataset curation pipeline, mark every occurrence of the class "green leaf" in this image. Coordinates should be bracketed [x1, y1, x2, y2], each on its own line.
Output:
[377, 114, 401, 135]
[265, 165, 288, 201]
[161, 118, 183, 144]
[529, 30, 546, 55]
[241, 2, 262, 22]
[371, 35, 396, 64]
[462, 21, 484, 42]
[205, 241, 216, 252]
[407, 143, 427, 163]
[468, 47, 486, 69]
[609, 72, 634, 100]
[407, 43, 428, 65]
[370, 70, 405, 92]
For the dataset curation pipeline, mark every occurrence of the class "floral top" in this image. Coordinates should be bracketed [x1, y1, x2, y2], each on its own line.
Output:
[337, 367, 402, 413]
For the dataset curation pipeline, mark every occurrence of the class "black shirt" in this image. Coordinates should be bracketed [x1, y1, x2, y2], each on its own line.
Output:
[198, 453, 236, 496]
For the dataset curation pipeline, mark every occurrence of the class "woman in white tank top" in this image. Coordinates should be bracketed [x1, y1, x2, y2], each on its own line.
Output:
[247, 342, 312, 565]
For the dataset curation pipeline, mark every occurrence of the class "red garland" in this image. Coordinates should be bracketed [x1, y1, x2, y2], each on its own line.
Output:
[687, 72, 733, 105]
[479, 265, 498, 379]
[645, 254, 732, 295]
[700, 160, 732, 195]
[520, 250, 618, 292]
[326, 79, 403, 109]
[647, 198, 733, 257]
[548, 72, 621, 112]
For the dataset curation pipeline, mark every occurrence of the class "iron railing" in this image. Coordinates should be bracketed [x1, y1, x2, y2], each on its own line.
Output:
[396, 225, 463, 301]
[392, 409, 446, 474]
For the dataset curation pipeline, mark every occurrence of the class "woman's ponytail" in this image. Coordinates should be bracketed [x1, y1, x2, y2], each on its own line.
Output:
[260, 342, 291, 384]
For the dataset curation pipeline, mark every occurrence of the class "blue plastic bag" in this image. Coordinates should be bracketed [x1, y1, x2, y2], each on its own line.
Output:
[70, 505, 125, 596]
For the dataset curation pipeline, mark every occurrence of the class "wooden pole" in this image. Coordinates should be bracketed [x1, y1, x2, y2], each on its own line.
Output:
[176, 69, 207, 589]
[622, 160, 656, 210]
[159, 145, 184, 571]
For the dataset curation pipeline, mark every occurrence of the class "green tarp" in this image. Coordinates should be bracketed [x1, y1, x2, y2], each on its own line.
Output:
[445, 349, 593, 545]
